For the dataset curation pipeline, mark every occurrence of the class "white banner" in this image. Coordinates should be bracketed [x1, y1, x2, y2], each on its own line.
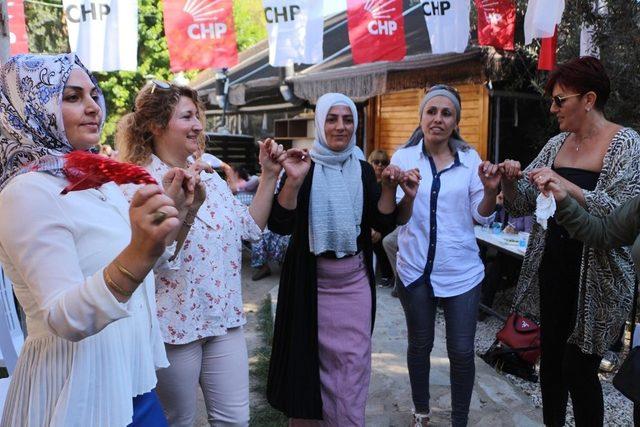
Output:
[262, 0, 324, 66]
[63, 0, 138, 72]
[580, 1, 605, 58]
[422, 0, 470, 54]
[524, 0, 565, 45]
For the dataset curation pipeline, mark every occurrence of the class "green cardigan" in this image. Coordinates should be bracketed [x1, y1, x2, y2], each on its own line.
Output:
[556, 195, 640, 275]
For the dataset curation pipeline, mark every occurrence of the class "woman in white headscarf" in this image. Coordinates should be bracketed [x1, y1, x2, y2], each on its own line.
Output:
[265, 93, 420, 425]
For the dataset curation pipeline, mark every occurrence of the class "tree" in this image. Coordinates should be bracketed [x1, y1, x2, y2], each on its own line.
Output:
[24, 0, 267, 145]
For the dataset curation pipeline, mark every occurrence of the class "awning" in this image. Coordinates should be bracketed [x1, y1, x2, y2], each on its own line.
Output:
[288, 49, 485, 103]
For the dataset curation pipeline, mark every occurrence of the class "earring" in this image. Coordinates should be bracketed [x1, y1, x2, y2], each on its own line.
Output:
[586, 107, 591, 112]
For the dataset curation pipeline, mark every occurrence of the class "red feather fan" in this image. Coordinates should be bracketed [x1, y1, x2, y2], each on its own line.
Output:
[62, 151, 157, 194]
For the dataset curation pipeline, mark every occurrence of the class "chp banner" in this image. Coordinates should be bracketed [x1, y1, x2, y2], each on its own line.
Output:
[63, 0, 138, 72]
[347, 0, 406, 64]
[422, 0, 471, 54]
[474, 0, 515, 51]
[263, 0, 324, 66]
[164, 0, 238, 71]
[8, 0, 29, 55]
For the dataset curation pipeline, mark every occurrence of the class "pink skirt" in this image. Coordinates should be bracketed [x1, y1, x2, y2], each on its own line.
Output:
[290, 252, 372, 427]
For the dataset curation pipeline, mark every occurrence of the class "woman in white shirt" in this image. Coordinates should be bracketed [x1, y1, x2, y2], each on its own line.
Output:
[0, 54, 193, 426]
[392, 85, 500, 427]
[117, 82, 283, 426]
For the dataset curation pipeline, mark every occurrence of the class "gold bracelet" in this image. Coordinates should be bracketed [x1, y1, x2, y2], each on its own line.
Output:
[113, 259, 143, 284]
[104, 268, 134, 298]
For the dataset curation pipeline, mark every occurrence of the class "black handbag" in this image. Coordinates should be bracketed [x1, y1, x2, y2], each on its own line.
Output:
[613, 280, 640, 403]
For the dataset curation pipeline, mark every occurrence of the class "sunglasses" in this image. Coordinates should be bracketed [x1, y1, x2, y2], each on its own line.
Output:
[149, 79, 172, 94]
[371, 159, 390, 166]
[550, 93, 581, 108]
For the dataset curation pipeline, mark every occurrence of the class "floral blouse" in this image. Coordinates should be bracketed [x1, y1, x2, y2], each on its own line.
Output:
[122, 155, 262, 344]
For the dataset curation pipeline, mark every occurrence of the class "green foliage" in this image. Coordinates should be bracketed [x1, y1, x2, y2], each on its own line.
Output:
[24, 0, 68, 53]
[234, 0, 267, 52]
[23, 0, 268, 145]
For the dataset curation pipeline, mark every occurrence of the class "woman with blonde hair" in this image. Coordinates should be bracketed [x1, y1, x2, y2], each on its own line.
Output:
[117, 81, 284, 426]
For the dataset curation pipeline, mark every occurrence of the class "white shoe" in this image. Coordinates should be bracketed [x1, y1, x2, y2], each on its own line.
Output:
[411, 411, 430, 427]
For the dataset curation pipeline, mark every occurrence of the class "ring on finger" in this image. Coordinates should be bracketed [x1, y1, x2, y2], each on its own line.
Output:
[152, 210, 167, 224]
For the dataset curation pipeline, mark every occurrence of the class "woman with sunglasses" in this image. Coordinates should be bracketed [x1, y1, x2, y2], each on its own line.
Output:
[497, 56, 640, 426]
[117, 82, 284, 426]
[0, 55, 198, 426]
[391, 85, 499, 426]
[367, 150, 394, 287]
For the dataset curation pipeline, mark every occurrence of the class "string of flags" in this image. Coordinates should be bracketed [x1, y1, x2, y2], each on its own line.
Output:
[7, 0, 580, 73]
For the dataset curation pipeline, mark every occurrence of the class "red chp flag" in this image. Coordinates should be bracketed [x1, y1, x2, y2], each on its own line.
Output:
[347, 0, 406, 64]
[475, 0, 515, 51]
[538, 28, 558, 71]
[163, 0, 238, 71]
[8, 0, 29, 55]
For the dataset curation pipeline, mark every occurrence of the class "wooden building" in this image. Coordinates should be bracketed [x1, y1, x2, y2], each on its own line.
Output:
[191, 1, 527, 162]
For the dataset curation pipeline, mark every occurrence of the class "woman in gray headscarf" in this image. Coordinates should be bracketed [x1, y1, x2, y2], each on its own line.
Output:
[0, 54, 194, 426]
[266, 93, 420, 425]
[392, 85, 500, 426]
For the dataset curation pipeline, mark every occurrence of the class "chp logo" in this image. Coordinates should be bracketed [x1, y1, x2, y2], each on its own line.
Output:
[183, 0, 228, 40]
[364, 0, 399, 36]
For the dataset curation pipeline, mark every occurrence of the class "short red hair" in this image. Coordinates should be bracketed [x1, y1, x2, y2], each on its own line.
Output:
[545, 56, 611, 111]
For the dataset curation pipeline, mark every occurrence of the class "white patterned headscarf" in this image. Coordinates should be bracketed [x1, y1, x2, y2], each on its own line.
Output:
[308, 93, 363, 258]
[0, 53, 105, 192]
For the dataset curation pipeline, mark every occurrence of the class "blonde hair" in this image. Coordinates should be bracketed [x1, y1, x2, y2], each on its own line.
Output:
[367, 149, 390, 163]
[116, 83, 205, 165]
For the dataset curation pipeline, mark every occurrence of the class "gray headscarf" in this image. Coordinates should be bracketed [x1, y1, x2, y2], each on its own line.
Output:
[405, 85, 469, 152]
[309, 93, 363, 258]
[0, 53, 106, 192]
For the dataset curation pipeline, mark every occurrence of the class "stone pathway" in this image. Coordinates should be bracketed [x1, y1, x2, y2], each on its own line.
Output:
[365, 285, 542, 426]
[193, 258, 543, 426]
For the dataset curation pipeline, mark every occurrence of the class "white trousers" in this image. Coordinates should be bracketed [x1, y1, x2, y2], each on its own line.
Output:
[156, 327, 249, 427]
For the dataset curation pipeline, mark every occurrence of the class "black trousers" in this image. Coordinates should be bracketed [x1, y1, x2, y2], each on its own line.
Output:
[539, 249, 603, 426]
[372, 239, 393, 279]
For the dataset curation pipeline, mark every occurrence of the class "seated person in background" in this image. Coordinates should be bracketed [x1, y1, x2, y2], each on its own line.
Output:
[494, 191, 533, 233]
[224, 164, 260, 195]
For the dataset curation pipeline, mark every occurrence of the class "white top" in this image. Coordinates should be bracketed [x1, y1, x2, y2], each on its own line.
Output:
[392, 143, 494, 297]
[122, 155, 262, 345]
[0, 172, 168, 427]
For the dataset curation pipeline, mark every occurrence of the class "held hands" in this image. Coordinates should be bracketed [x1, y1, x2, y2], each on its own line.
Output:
[162, 168, 196, 213]
[478, 161, 501, 193]
[528, 167, 568, 201]
[280, 148, 311, 185]
[259, 138, 285, 178]
[499, 159, 523, 182]
[399, 168, 421, 200]
[128, 185, 180, 260]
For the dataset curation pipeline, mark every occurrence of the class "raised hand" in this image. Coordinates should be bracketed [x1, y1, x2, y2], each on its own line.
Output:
[478, 160, 501, 192]
[128, 185, 180, 260]
[280, 148, 311, 184]
[187, 160, 211, 210]
[259, 138, 284, 178]
[381, 164, 403, 189]
[498, 159, 523, 181]
[399, 168, 421, 199]
[162, 168, 195, 213]
[528, 167, 566, 199]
